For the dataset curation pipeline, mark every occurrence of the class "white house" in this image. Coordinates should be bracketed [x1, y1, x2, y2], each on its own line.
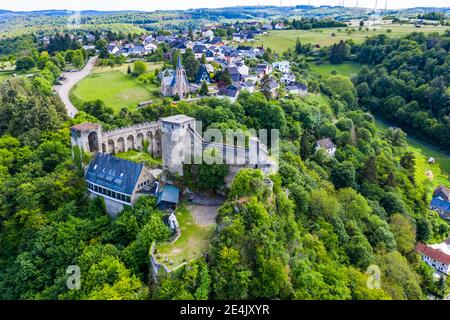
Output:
[202, 30, 214, 40]
[286, 83, 308, 97]
[280, 72, 296, 84]
[144, 43, 158, 53]
[273, 61, 290, 73]
[316, 138, 337, 157]
[416, 242, 450, 274]
[236, 62, 249, 77]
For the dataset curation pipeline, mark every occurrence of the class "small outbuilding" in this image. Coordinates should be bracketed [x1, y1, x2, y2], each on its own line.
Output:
[157, 184, 180, 211]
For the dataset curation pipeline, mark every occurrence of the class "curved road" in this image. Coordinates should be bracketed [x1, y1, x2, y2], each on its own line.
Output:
[54, 56, 98, 118]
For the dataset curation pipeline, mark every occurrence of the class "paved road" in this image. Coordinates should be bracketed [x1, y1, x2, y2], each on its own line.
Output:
[54, 56, 98, 118]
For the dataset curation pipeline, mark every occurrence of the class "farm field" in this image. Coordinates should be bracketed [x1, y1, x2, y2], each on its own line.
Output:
[309, 61, 365, 78]
[155, 205, 215, 269]
[375, 117, 450, 189]
[69, 62, 163, 113]
[249, 24, 449, 53]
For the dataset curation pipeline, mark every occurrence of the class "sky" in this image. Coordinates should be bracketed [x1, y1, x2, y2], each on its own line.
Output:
[0, 0, 449, 12]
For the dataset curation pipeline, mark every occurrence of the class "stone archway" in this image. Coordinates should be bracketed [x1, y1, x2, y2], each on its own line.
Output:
[127, 135, 135, 151]
[154, 129, 162, 157]
[117, 137, 125, 153]
[136, 133, 144, 151]
[88, 131, 99, 153]
[107, 140, 115, 154]
[102, 143, 106, 153]
[147, 131, 154, 155]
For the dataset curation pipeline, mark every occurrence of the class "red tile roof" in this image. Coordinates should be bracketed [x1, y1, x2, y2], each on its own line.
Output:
[415, 243, 450, 265]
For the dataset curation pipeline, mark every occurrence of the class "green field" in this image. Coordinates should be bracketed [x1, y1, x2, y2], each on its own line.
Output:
[0, 71, 13, 82]
[309, 61, 365, 78]
[375, 117, 450, 188]
[155, 205, 215, 269]
[70, 62, 162, 113]
[249, 24, 449, 53]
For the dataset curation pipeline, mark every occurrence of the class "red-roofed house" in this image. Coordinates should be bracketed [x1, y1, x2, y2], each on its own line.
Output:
[415, 243, 450, 274]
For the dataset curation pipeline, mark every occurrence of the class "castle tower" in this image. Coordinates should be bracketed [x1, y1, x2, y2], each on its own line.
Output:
[70, 123, 103, 165]
[160, 115, 196, 175]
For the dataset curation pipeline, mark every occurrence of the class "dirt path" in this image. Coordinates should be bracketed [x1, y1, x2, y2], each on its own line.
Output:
[53, 56, 97, 118]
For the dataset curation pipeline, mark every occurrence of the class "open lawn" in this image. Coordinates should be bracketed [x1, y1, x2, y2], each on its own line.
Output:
[248, 24, 449, 53]
[116, 150, 162, 167]
[302, 92, 331, 107]
[309, 61, 365, 78]
[155, 205, 215, 269]
[69, 62, 163, 113]
[375, 117, 450, 189]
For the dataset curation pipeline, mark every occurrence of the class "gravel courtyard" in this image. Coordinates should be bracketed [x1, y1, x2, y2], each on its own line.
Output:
[186, 204, 220, 226]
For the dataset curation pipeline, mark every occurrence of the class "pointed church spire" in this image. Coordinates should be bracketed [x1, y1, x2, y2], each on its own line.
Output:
[177, 54, 182, 69]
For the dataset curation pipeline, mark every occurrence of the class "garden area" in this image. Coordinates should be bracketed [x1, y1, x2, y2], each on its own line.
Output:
[116, 149, 162, 167]
[69, 61, 163, 113]
[309, 61, 365, 78]
[155, 205, 216, 270]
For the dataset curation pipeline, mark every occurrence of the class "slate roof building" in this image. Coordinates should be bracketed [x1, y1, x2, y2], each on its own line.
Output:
[195, 64, 211, 84]
[286, 82, 308, 96]
[157, 184, 180, 211]
[85, 153, 154, 217]
[316, 138, 337, 156]
[218, 84, 241, 102]
[430, 185, 450, 218]
[434, 185, 450, 202]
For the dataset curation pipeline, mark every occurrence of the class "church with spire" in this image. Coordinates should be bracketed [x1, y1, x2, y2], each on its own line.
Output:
[160, 55, 190, 99]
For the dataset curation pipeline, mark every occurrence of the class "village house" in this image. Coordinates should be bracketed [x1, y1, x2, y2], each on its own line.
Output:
[255, 63, 273, 79]
[316, 138, 337, 156]
[218, 84, 241, 102]
[286, 83, 308, 96]
[415, 242, 450, 274]
[201, 29, 214, 40]
[267, 79, 280, 98]
[274, 23, 286, 30]
[195, 64, 212, 84]
[280, 72, 296, 84]
[273, 61, 290, 73]
[430, 185, 450, 218]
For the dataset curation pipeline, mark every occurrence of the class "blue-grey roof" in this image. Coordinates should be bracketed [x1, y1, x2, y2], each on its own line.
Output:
[86, 153, 143, 196]
[431, 197, 450, 213]
[157, 184, 180, 205]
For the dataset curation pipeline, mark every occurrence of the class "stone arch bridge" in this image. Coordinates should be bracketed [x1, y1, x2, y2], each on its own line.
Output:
[71, 121, 162, 158]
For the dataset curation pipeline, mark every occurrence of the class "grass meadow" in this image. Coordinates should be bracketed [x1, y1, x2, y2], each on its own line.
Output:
[248, 24, 449, 53]
[69, 62, 163, 113]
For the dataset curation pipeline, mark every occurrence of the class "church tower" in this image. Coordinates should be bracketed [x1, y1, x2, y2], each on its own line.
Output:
[173, 55, 189, 99]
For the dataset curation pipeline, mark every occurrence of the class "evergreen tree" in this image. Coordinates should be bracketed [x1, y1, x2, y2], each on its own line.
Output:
[199, 81, 209, 96]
